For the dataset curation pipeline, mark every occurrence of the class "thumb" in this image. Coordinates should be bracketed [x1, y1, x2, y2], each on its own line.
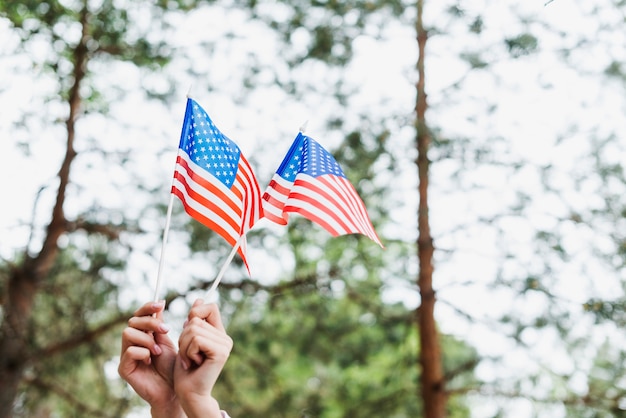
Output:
[154, 325, 175, 350]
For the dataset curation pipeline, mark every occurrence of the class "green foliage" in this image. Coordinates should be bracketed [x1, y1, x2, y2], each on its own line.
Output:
[469, 16, 483, 34]
[249, 0, 409, 67]
[583, 298, 626, 326]
[605, 61, 626, 81]
[460, 52, 488, 69]
[0, 0, 175, 110]
[562, 340, 626, 417]
[217, 276, 474, 418]
[0, 0, 72, 32]
[504, 33, 538, 58]
[428, 3, 626, 416]
[14, 238, 131, 418]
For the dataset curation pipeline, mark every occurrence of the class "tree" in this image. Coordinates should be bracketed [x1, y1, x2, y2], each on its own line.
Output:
[414, 0, 446, 417]
[417, 0, 626, 415]
[0, 0, 187, 415]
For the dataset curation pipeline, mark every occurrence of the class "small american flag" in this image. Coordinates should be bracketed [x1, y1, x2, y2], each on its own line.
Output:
[263, 132, 382, 247]
[171, 98, 264, 269]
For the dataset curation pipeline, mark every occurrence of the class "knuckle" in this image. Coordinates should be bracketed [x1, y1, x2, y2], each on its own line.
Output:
[121, 327, 133, 338]
[187, 317, 204, 329]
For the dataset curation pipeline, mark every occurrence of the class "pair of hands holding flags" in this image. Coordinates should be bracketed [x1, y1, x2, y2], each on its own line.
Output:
[118, 299, 232, 418]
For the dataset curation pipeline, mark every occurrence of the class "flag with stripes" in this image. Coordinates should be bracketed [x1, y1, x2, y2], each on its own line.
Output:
[262, 132, 382, 247]
[172, 98, 264, 269]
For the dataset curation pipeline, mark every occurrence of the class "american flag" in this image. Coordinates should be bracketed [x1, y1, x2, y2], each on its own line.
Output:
[262, 132, 382, 247]
[171, 98, 264, 269]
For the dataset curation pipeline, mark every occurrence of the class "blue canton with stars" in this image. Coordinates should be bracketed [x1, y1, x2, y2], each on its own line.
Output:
[178, 99, 241, 187]
[276, 133, 346, 181]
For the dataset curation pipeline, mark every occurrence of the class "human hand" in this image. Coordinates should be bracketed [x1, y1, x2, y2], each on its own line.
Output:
[174, 299, 233, 418]
[118, 300, 184, 418]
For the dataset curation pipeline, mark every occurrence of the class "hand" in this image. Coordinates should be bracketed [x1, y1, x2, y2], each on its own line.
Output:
[118, 301, 184, 418]
[174, 299, 233, 418]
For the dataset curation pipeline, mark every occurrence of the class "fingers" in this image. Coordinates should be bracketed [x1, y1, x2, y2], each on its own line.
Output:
[121, 345, 152, 367]
[126, 315, 171, 336]
[118, 345, 152, 380]
[178, 317, 233, 369]
[122, 326, 164, 356]
[134, 300, 166, 318]
[121, 300, 170, 354]
[187, 299, 226, 332]
[121, 299, 232, 378]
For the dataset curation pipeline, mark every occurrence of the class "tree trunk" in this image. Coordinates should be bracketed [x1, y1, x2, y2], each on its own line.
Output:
[0, 5, 88, 416]
[0, 267, 37, 418]
[415, 0, 446, 417]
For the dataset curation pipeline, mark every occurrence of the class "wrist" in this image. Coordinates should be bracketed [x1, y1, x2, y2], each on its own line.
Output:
[180, 395, 222, 418]
[150, 396, 186, 418]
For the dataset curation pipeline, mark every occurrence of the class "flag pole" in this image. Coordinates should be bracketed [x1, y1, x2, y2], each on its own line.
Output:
[153, 93, 192, 302]
[206, 235, 245, 300]
[153, 193, 175, 302]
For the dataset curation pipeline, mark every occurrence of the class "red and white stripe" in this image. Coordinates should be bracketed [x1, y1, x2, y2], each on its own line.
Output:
[172, 151, 264, 267]
[263, 172, 382, 247]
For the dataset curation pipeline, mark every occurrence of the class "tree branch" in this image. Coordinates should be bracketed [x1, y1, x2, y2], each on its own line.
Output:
[24, 5, 90, 282]
[444, 358, 480, 382]
[24, 185, 47, 258]
[212, 274, 319, 294]
[66, 218, 125, 240]
[31, 311, 131, 360]
[23, 374, 116, 418]
[159, 273, 320, 303]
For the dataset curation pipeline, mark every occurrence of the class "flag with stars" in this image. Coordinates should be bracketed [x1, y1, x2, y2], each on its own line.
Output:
[262, 132, 382, 247]
[172, 98, 264, 269]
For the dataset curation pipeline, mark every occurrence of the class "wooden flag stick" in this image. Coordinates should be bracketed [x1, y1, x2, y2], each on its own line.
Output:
[153, 193, 175, 302]
[206, 235, 245, 300]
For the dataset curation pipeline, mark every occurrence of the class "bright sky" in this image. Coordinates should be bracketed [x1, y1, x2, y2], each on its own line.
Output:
[1, 1, 625, 417]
